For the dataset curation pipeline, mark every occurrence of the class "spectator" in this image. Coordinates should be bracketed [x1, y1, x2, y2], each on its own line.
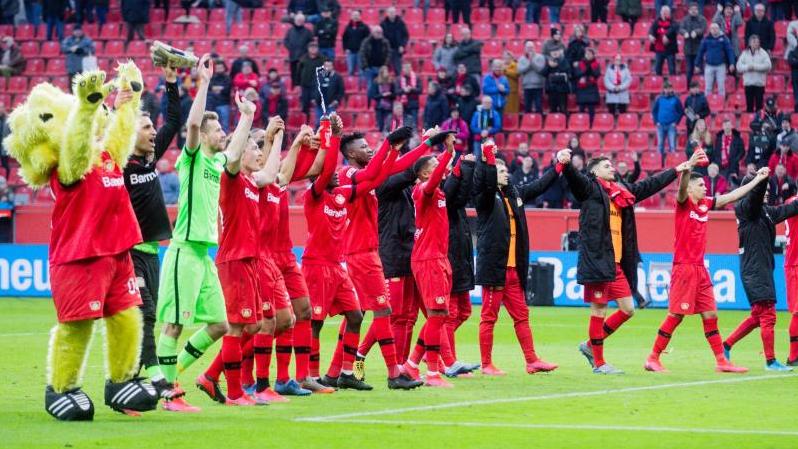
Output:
[479, 0, 496, 21]
[747, 119, 774, 169]
[369, 65, 397, 132]
[453, 26, 483, 79]
[770, 139, 798, 179]
[441, 107, 470, 152]
[423, 81, 450, 129]
[542, 0, 563, 25]
[541, 48, 571, 114]
[713, 117, 745, 182]
[0, 101, 8, 178]
[591, 0, 608, 23]
[542, 27, 566, 58]
[433, 33, 458, 77]
[0, 37, 26, 77]
[574, 47, 601, 125]
[24, 0, 42, 26]
[617, 153, 641, 183]
[263, 82, 289, 123]
[565, 25, 592, 68]
[157, 159, 179, 205]
[745, 3, 775, 53]
[695, 22, 736, 97]
[61, 27, 95, 88]
[526, 0, 542, 23]
[648, 6, 678, 76]
[342, 10, 369, 76]
[518, 40, 546, 113]
[316, 59, 344, 123]
[286, 0, 319, 23]
[482, 59, 510, 113]
[616, 0, 642, 28]
[397, 61, 421, 127]
[770, 164, 796, 205]
[317, 0, 341, 19]
[455, 82, 479, 125]
[704, 163, 729, 196]
[684, 81, 710, 134]
[512, 157, 541, 199]
[121, 0, 149, 43]
[736, 35, 772, 113]
[380, 6, 409, 74]
[786, 18, 798, 60]
[453, 62, 481, 100]
[713, 3, 742, 59]
[232, 61, 259, 93]
[1, 0, 18, 24]
[761, 97, 787, 140]
[387, 101, 407, 131]
[284, 13, 314, 88]
[359, 26, 391, 90]
[680, 2, 707, 87]
[470, 95, 502, 155]
[509, 141, 532, 173]
[436, 67, 456, 104]
[503, 50, 520, 114]
[44, 0, 66, 41]
[297, 42, 324, 115]
[603, 54, 631, 115]
[790, 42, 798, 113]
[652, 80, 684, 155]
[565, 154, 587, 208]
[223, 0, 242, 35]
[230, 44, 260, 81]
[540, 159, 568, 208]
[261, 67, 286, 96]
[685, 117, 713, 173]
[451, 0, 472, 25]
[95, 0, 109, 31]
[566, 135, 586, 160]
[314, 7, 338, 60]
[777, 116, 797, 150]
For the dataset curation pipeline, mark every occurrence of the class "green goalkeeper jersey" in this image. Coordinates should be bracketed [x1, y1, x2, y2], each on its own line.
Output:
[172, 144, 227, 246]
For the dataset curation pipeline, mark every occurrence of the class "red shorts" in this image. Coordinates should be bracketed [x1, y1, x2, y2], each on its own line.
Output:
[302, 263, 360, 319]
[411, 257, 452, 312]
[217, 258, 261, 324]
[51, 252, 141, 322]
[583, 263, 632, 304]
[668, 264, 716, 315]
[346, 251, 390, 311]
[257, 257, 292, 318]
[272, 251, 310, 300]
[786, 266, 798, 314]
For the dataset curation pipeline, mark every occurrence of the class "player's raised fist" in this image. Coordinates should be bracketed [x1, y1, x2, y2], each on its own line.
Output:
[329, 113, 343, 136]
[756, 167, 770, 178]
[235, 91, 257, 117]
[197, 54, 213, 83]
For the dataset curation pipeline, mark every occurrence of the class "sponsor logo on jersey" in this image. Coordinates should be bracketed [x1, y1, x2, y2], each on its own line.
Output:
[698, 204, 709, 213]
[324, 204, 347, 218]
[203, 168, 220, 184]
[89, 300, 101, 311]
[267, 192, 280, 204]
[244, 187, 259, 203]
[183, 311, 191, 320]
[103, 160, 115, 172]
[241, 308, 252, 318]
[345, 167, 357, 179]
[517, 198, 523, 207]
[127, 278, 139, 295]
[414, 228, 422, 240]
[437, 199, 446, 208]
[129, 171, 158, 185]
[101, 176, 125, 188]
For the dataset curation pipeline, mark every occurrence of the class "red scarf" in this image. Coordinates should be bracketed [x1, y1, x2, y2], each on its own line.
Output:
[598, 178, 636, 209]
[614, 66, 621, 85]
[721, 134, 732, 168]
[655, 19, 670, 52]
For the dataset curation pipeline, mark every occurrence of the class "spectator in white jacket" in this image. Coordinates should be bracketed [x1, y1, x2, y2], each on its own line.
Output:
[603, 54, 632, 115]
[786, 19, 798, 59]
[736, 35, 772, 113]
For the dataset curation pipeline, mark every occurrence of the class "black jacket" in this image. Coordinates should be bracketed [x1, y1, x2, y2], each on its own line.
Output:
[423, 91, 450, 129]
[342, 21, 370, 52]
[316, 71, 344, 106]
[121, 0, 150, 24]
[745, 16, 776, 52]
[377, 169, 417, 278]
[474, 160, 559, 290]
[314, 17, 338, 49]
[453, 39, 484, 76]
[207, 73, 231, 110]
[565, 37, 591, 66]
[684, 93, 710, 124]
[358, 36, 391, 69]
[381, 17, 409, 51]
[747, 132, 773, 168]
[298, 54, 325, 88]
[712, 130, 745, 179]
[445, 159, 476, 293]
[648, 19, 679, 55]
[541, 57, 571, 94]
[284, 25, 314, 62]
[735, 178, 798, 303]
[562, 163, 677, 284]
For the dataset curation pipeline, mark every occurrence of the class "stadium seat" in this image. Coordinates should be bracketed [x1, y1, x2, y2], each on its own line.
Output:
[609, 22, 631, 38]
[20, 41, 39, 58]
[504, 114, 520, 131]
[40, 41, 61, 58]
[208, 22, 226, 38]
[627, 132, 649, 151]
[519, 23, 539, 39]
[588, 23, 608, 39]
[739, 113, 756, 132]
[620, 39, 642, 56]
[26, 58, 44, 75]
[521, 113, 542, 131]
[555, 132, 575, 149]
[507, 132, 529, 148]
[639, 151, 661, 171]
[767, 75, 786, 92]
[628, 93, 650, 112]
[45, 58, 66, 76]
[408, 22, 425, 37]
[530, 132, 553, 150]
[404, 8, 423, 23]
[216, 40, 237, 57]
[777, 93, 794, 112]
[186, 23, 205, 38]
[616, 113, 639, 131]
[14, 24, 36, 40]
[592, 113, 614, 132]
[632, 22, 652, 38]
[414, 41, 433, 57]
[545, 113, 566, 132]
[496, 23, 516, 39]
[568, 113, 590, 132]
[581, 132, 601, 151]
[642, 76, 663, 93]
[494, 7, 512, 22]
[603, 132, 625, 151]
[639, 114, 656, 132]
[707, 94, 725, 112]
[629, 57, 650, 75]
[287, 111, 306, 129]
[354, 114, 376, 130]
[347, 94, 367, 111]
[664, 152, 686, 167]
[127, 41, 149, 57]
[162, 23, 184, 40]
[7, 77, 27, 94]
[669, 75, 686, 92]
[209, 8, 225, 22]
[100, 22, 121, 39]
[427, 23, 446, 39]
[596, 39, 618, 57]
[483, 40, 503, 58]
[728, 92, 746, 111]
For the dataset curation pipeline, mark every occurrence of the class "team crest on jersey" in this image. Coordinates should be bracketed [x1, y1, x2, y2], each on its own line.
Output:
[435, 296, 446, 305]
[698, 204, 709, 213]
[594, 291, 603, 299]
[241, 308, 252, 318]
[516, 198, 523, 207]
[313, 305, 323, 315]
[183, 311, 192, 320]
[681, 302, 690, 311]
[262, 302, 271, 311]
[377, 295, 387, 305]
[103, 159, 115, 172]
[334, 194, 346, 206]
[89, 301, 101, 311]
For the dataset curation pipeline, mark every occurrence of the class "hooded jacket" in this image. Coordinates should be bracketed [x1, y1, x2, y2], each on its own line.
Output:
[377, 169, 417, 278]
[445, 159, 476, 293]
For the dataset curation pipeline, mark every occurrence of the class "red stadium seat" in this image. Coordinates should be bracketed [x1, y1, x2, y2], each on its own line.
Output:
[162, 23, 184, 40]
[568, 113, 590, 132]
[616, 113, 639, 131]
[185, 23, 205, 38]
[496, 23, 516, 39]
[414, 40, 433, 57]
[632, 22, 652, 38]
[778, 93, 794, 112]
[346, 94, 367, 111]
[507, 132, 529, 148]
[642, 76, 663, 93]
[208, 8, 225, 23]
[14, 24, 36, 40]
[707, 94, 725, 112]
[639, 151, 662, 171]
[521, 113, 542, 131]
[627, 132, 649, 151]
[596, 39, 618, 57]
[639, 114, 656, 132]
[628, 93, 650, 112]
[629, 57, 650, 75]
[354, 114, 376, 130]
[26, 58, 45, 75]
[588, 23, 608, 39]
[407, 23, 425, 37]
[739, 113, 756, 131]
[669, 75, 686, 92]
[609, 22, 631, 38]
[208, 22, 226, 38]
[7, 77, 27, 93]
[127, 41, 149, 57]
[45, 58, 66, 76]
[20, 41, 39, 58]
[767, 75, 786, 92]
[40, 41, 61, 57]
[592, 113, 614, 132]
[603, 132, 625, 151]
[494, 7, 512, 22]
[287, 111, 306, 128]
[555, 132, 575, 149]
[519, 23, 539, 39]
[483, 40, 502, 58]
[503, 114, 520, 131]
[530, 132, 553, 150]
[545, 113, 566, 132]
[472, 23, 491, 40]
[664, 152, 686, 167]
[581, 132, 601, 151]
[620, 39, 642, 56]
[344, 76, 359, 92]
[426, 23, 446, 39]
[404, 8, 423, 23]
[728, 92, 746, 111]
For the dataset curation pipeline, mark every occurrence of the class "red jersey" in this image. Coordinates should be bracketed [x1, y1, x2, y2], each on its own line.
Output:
[673, 196, 715, 265]
[411, 152, 453, 261]
[258, 183, 282, 259]
[785, 196, 798, 267]
[302, 186, 354, 265]
[49, 152, 142, 265]
[217, 172, 260, 263]
[338, 166, 380, 254]
[272, 187, 294, 253]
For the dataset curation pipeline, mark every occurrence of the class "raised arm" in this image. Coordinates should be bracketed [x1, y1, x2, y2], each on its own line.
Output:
[422, 136, 455, 195]
[277, 125, 313, 186]
[311, 115, 342, 196]
[473, 143, 498, 211]
[153, 66, 180, 160]
[253, 119, 286, 187]
[737, 170, 769, 220]
[444, 154, 475, 209]
[769, 196, 798, 224]
[222, 92, 256, 175]
[185, 54, 212, 153]
[715, 167, 770, 209]
[520, 150, 570, 202]
[104, 62, 144, 168]
[561, 161, 593, 202]
[350, 137, 391, 183]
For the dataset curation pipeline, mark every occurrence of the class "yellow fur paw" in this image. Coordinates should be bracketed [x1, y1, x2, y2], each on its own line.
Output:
[73, 70, 108, 108]
[115, 61, 143, 106]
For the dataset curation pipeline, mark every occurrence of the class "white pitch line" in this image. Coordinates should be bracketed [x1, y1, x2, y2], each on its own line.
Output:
[296, 373, 798, 422]
[0, 331, 47, 337]
[323, 419, 798, 437]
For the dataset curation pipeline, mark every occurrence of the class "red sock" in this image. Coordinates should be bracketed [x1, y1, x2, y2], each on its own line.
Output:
[439, 321, 457, 368]
[221, 335, 243, 399]
[254, 333, 273, 388]
[372, 315, 400, 378]
[310, 334, 321, 378]
[357, 321, 377, 356]
[702, 316, 726, 362]
[724, 314, 759, 349]
[753, 302, 777, 361]
[341, 329, 360, 373]
[408, 322, 427, 366]
[790, 314, 798, 362]
[240, 333, 254, 386]
[651, 314, 682, 356]
[388, 279, 407, 362]
[293, 319, 311, 380]
[424, 316, 444, 374]
[326, 320, 346, 378]
[603, 310, 632, 339]
[275, 327, 293, 383]
[589, 315, 606, 367]
[204, 350, 224, 381]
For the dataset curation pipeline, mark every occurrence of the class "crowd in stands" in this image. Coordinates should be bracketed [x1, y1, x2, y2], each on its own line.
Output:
[3, 0, 798, 210]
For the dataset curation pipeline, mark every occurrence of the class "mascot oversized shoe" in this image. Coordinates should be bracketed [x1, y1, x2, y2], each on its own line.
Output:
[45, 386, 95, 421]
[104, 377, 159, 416]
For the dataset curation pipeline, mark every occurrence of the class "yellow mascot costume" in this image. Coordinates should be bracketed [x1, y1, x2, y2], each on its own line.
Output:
[6, 62, 159, 421]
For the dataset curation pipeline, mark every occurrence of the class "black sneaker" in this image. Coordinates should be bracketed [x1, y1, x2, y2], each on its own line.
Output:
[388, 374, 423, 390]
[151, 378, 185, 400]
[104, 377, 158, 413]
[319, 375, 339, 389]
[45, 386, 94, 421]
[337, 373, 373, 391]
[787, 358, 798, 367]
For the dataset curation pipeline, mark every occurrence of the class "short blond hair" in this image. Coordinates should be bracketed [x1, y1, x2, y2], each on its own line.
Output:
[201, 111, 219, 133]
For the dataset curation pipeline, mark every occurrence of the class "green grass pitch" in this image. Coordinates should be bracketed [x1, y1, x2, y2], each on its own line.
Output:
[1, 298, 797, 449]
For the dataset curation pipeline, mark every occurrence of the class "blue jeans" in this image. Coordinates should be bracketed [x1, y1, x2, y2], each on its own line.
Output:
[414, 0, 430, 15]
[224, 0, 242, 34]
[548, 6, 560, 24]
[345, 50, 359, 76]
[685, 54, 697, 86]
[306, 14, 321, 24]
[95, 6, 107, 28]
[45, 16, 64, 41]
[524, 88, 543, 113]
[656, 123, 677, 154]
[25, 1, 42, 25]
[320, 47, 335, 61]
[654, 53, 676, 76]
[362, 66, 379, 93]
[525, 2, 540, 23]
[215, 105, 231, 132]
